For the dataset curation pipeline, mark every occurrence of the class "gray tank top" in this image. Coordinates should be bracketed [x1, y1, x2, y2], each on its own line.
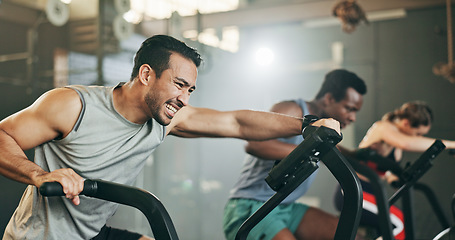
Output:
[3, 84, 166, 240]
[228, 99, 318, 204]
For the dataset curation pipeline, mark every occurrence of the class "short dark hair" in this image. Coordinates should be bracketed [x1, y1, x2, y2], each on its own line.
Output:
[314, 69, 367, 101]
[130, 35, 202, 80]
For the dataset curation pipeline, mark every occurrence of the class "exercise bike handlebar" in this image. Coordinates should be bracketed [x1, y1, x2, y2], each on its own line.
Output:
[40, 179, 98, 197]
[348, 139, 447, 239]
[389, 139, 446, 205]
[39, 179, 180, 240]
[235, 126, 362, 240]
[265, 125, 342, 191]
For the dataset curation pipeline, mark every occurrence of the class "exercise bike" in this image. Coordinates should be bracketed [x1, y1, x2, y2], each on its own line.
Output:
[40, 126, 363, 240]
[343, 140, 449, 240]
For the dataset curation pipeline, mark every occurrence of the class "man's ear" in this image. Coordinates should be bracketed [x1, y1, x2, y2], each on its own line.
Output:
[138, 64, 155, 86]
[323, 93, 335, 106]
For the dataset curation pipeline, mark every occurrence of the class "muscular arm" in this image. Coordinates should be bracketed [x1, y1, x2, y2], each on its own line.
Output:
[244, 101, 302, 160]
[168, 102, 340, 156]
[245, 118, 341, 160]
[167, 105, 304, 140]
[0, 88, 85, 204]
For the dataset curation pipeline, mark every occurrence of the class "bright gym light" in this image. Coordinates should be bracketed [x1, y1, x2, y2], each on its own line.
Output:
[254, 47, 275, 66]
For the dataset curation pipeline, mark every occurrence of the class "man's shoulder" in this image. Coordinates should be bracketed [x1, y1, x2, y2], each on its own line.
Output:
[65, 84, 112, 92]
[270, 100, 303, 116]
[39, 87, 81, 105]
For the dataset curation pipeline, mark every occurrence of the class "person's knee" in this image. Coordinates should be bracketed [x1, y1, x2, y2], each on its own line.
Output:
[295, 207, 338, 240]
[305, 207, 338, 223]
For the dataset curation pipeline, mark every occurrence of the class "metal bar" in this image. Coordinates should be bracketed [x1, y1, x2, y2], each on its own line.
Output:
[40, 179, 180, 240]
[0, 52, 30, 62]
[96, 0, 105, 85]
[402, 187, 415, 240]
[346, 158, 394, 240]
[414, 183, 450, 229]
[91, 180, 180, 240]
[323, 148, 362, 240]
[235, 127, 362, 240]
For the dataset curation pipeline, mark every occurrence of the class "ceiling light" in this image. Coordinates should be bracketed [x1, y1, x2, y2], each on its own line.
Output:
[255, 47, 275, 66]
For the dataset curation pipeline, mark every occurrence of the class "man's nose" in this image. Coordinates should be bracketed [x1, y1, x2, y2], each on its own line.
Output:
[177, 91, 190, 106]
[348, 112, 357, 122]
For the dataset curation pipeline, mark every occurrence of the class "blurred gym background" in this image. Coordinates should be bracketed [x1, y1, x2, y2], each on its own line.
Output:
[0, 0, 454, 239]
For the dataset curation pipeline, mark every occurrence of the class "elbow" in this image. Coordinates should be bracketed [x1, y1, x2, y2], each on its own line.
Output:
[245, 142, 258, 156]
[245, 148, 257, 156]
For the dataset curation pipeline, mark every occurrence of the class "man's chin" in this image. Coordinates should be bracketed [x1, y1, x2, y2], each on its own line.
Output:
[155, 116, 172, 126]
[161, 122, 171, 126]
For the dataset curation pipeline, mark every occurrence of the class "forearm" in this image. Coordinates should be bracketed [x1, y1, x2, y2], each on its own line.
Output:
[246, 140, 297, 160]
[235, 110, 302, 140]
[170, 107, 302, 140]
[0, 130, 46, 186]
[0, 130, 84, 204]
[398, 136, 453, 152]
[441, 139, 455, 149]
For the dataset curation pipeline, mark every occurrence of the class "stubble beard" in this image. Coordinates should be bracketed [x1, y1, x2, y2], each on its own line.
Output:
[145, 91, 171, 126]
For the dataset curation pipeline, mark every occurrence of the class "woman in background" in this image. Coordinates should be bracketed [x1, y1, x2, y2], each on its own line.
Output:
[335, 101, 455, 239]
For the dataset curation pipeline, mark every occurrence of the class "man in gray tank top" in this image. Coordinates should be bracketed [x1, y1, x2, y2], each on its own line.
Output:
[0, 35, 341, 240]
[223, 69, 367, 240]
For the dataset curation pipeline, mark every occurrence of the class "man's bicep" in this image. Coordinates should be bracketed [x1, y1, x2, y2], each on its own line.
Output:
[0, 109, 60, 150]
[169, 106, 235, 138]
[167, 106, 198, 136]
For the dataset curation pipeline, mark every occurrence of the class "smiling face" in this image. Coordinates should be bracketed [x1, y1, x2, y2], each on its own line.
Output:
[321, 87, 364, 129]
[145, 53, 198, 126]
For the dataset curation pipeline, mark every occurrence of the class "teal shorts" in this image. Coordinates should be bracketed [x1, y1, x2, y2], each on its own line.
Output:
[223, 198, 309, 240]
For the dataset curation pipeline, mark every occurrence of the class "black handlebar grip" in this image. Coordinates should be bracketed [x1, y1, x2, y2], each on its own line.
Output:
[39, 180, 98, 196]
[302, 125, 318, 138]
[303, 125, 343, 144]
[39, 182, 65, 196]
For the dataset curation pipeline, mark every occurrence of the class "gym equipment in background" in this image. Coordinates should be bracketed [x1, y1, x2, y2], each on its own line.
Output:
[235, 126, 363, 240]
[345, 140, 448, 240]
